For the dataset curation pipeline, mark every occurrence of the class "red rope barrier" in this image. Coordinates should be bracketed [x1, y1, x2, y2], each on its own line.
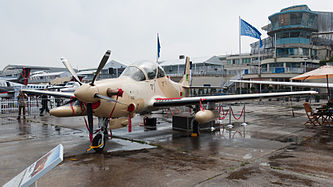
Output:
[219, 110, 229, 120]
[230, 106, 245, 120]
[217, 105, 229, 120]
[170, 107, 174, 116]
[199, 98, 206, 111]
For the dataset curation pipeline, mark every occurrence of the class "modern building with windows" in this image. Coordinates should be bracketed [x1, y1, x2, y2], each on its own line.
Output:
[241, 5, 333, 86]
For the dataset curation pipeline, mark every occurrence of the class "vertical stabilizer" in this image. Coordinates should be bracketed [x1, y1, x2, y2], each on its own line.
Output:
[17, 67, 31, 85]
[180, 56, 192, 87]
[180, 57, 192, 97]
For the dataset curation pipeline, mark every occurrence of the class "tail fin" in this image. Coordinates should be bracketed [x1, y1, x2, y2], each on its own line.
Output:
[17, 67, 31, 85]
[180, 56, 192, 87]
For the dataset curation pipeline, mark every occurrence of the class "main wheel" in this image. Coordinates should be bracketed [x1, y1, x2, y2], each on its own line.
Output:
[92, 134, 105, 153]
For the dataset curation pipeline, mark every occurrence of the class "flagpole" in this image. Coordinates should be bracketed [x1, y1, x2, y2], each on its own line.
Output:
[258, 42, 261, 93]
[239, 16, 242, 94]
[274, 33, 277, 59]
[156, 33, 159, 63]
[239, 16, 241, 60]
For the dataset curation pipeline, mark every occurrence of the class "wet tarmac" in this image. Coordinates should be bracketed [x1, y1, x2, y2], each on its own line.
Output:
[1, 100, 333, 186]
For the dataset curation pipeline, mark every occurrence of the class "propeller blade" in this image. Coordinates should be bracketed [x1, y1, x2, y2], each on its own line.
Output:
[91, 50, 111, 86]
[86, 103, 93, 142]
[61, 58, 82, 85]
[94, 93, 124, 104]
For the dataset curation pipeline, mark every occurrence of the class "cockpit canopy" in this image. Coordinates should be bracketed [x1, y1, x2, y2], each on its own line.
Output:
[120, 61, 166, 81]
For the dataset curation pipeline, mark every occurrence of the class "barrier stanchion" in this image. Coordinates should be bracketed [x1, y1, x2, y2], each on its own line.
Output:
[243, 103, 246, 123]
[229, 105, 231, 125]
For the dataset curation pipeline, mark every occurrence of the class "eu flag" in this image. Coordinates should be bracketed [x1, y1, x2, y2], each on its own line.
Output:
[240, 19, 262, 47]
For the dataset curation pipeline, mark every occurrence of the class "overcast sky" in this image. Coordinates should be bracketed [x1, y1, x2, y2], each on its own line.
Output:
[0, 0, 332, 70]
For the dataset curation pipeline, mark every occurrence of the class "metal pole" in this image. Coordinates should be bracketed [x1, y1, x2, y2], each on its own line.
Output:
[239, 16, 242, 95]
[327, 74, 330, 101]
[239, 16, 242, 66]
[259, 43, 261, 94]
[274, 33, 277, 59]
[243, 103, 246, 123]
[229, 105, 231, 125]
[156, 33, 159, 63]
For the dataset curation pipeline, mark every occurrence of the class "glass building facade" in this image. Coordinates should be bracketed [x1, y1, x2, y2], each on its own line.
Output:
[243, 4, 333, 81]
[268, 5, 318, 58]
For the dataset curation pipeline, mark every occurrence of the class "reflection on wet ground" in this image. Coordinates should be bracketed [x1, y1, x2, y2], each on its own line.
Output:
[1, 101, 333, 186]
[0, 117, 84, 143]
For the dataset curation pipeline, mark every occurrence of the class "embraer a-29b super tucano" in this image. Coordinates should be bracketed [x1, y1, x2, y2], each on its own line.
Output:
[23, 50, 317, 152]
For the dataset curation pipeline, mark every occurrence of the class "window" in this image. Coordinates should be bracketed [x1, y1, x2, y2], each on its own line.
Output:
[277, 48, 289, 57]
[270, 16, 279, 29]
[290, 13, 302, 25]
[288, 48, 298, 55]
[299, 31, 306, 38]
[279, 13, 290, 26]
[120, 66, 146, 81]
[290, 31, 300, 37]
[108, 68, 114, 74]
[157, 66, 166, 78]
[278, 32, 289, 39]
[242, 58, 250, 64]
[302, 48, 309, 56]
[135, 61, 157, 80]
[270, 63, 283, 67]
[308, 14, 316, 27]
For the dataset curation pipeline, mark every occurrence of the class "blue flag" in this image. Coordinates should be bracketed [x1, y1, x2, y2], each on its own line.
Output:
[157, 34, 161, 58]
[240, 19, 262, 47]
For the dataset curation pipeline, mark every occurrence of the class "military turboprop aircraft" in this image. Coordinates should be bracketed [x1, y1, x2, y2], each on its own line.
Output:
[23, 50, 317, 152]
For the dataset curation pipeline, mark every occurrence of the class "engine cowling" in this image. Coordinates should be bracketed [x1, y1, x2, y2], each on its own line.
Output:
[194, 110, 218, 124]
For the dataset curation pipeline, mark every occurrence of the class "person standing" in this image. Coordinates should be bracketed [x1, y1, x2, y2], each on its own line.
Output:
[40, 94, 49, 116]
[17, 90, 28, 120]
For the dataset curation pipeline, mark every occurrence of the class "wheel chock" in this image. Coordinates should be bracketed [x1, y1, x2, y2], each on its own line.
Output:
[86, 142, 104, 152]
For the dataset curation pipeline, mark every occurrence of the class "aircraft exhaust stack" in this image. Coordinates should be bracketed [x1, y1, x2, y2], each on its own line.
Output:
[50, 106, 86, 117]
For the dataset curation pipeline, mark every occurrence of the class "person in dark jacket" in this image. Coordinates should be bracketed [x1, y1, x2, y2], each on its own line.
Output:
[17, 90, 28, 119]
[39, 94, 49, 116]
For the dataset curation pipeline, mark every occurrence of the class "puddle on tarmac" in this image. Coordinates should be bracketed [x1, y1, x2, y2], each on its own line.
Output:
[0, 118, 85, 141]
[106, 138, 156, 153]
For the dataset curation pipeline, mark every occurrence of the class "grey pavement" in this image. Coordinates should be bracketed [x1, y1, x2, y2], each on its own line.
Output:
[0, 100, 332, 186]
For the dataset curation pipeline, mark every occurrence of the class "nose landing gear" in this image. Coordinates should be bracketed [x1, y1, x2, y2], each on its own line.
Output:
[87, 117, 109, 153]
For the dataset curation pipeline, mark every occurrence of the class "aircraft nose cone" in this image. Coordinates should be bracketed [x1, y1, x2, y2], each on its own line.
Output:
[74, 84, 99, 103]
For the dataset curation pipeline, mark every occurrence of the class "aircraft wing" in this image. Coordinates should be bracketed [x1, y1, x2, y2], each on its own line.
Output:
[153, 91, 317, 107]
[231, 80, 333, 88]
[22, 89, 74, 98]
[184, 86, 224, 89]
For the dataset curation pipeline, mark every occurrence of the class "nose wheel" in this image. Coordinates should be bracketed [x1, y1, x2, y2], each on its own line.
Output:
[92, 134, 105, 153]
